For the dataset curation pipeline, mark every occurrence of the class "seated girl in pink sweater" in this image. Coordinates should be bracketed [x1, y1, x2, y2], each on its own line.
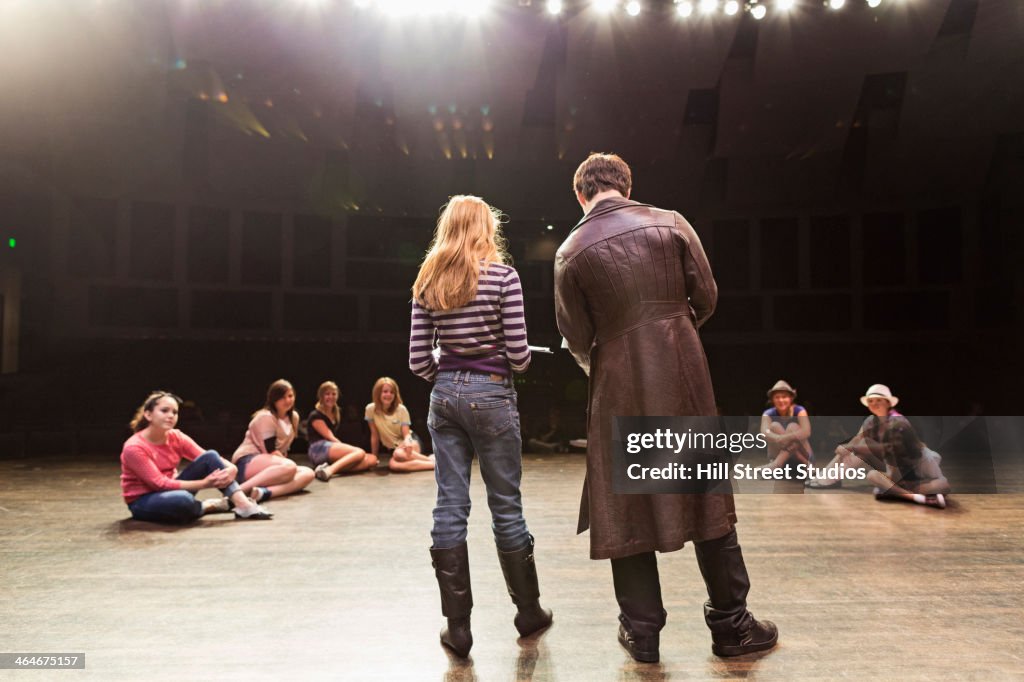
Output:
[120, 391, 272, 523]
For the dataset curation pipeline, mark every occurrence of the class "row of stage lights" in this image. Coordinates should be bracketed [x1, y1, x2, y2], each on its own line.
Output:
[349, 0, 893, 19]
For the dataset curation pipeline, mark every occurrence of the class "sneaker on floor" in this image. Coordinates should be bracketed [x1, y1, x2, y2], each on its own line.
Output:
[314, 463, 331, 482]
[234, 504, 273, 520]
[201, 497, 232, 514]
[924, 494, 946, 509]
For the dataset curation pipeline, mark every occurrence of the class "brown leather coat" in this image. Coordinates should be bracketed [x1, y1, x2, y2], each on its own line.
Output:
[554, 196, 737, 560]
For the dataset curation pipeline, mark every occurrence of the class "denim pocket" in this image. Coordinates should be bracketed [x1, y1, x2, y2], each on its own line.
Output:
[427, 398, 449, 430]
[469, 396, 513, 436]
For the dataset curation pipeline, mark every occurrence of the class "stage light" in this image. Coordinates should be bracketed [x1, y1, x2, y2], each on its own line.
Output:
[675, 0, 694, 17]
[458, 0, 490, 17]
[378, 0, 413, 15]
[750, 2, 767, 18]
[699, 0, 717, 14]
[776, 0, 795, 10]
[547, 225, 554, 231]
[724, 0, 739, 14]
[546, 0, 562, 13]
[866, 0, 881, 6]
[626, 0, 641, 15]
[594, 0, 617, 13]
[8, 238, 15, 249]
[828, 0, 844, 8]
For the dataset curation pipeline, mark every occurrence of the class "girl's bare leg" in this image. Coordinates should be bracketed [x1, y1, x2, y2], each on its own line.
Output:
[264, 466, 315, 497]
[323, 443, 376, 477]
[238, 455, 298, 494]
[388, 446, 435, 472]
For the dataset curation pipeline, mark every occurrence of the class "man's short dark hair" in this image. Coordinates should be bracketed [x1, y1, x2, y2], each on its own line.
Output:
[573, 153, 632, 202]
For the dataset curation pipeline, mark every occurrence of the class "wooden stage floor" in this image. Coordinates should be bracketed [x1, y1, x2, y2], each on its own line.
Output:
[1, 453, 1022, 681]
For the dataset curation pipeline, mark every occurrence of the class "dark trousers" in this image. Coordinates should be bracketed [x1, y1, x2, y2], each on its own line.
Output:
[611, 551, 666, 637]
[611, 528, 751, 636]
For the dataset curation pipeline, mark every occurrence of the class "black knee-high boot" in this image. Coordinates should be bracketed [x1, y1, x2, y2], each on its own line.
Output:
[611, 551, 666, 663]
[693, 529, 778, 657]
[497, 536, 553, 637]
[430, 542, 474, 658]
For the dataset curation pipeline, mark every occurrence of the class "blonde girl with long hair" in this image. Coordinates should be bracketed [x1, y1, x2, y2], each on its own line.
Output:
[409, 195, 551, 658]
[309, 380, 378, 481]
[364, 376, 435, 473]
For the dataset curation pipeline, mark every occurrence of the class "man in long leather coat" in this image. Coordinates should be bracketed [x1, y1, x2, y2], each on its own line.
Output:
[554, 153, 778, 661]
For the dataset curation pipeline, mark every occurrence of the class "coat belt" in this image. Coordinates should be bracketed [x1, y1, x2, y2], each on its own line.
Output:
[594, 301, 693, 347]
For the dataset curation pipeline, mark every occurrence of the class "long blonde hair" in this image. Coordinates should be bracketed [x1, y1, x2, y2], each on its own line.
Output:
[412, 195, 509, 311]
[315, 380, 341, 424]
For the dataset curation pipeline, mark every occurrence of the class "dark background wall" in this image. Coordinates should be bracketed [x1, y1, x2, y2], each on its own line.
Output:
[0, 0, 1021, 454]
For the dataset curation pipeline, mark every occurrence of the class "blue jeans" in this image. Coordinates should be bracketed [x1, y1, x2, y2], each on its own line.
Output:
[127, 450, 241, 524]
[428, 370, 531, 552]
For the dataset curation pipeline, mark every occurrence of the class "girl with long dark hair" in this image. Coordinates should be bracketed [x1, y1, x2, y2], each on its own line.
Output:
[232, 379, 315, 502]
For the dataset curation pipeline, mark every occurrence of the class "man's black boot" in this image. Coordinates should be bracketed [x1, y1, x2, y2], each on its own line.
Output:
[611, 551, 666, 663]
[694, 529, 778, 657]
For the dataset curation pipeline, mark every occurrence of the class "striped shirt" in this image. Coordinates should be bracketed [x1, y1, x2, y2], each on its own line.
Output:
[409, 262, 531, 381]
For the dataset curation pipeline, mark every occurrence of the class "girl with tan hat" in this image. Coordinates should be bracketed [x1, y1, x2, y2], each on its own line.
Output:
[806, 384, 950, 508]
[760, 380, 813, 470]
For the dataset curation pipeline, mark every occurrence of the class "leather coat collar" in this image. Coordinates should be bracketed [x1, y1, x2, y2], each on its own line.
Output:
[569, 195, 643, 235]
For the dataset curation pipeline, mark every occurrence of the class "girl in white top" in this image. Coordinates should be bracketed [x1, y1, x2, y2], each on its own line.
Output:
[232, 379, 315, 501]
[365, 377, 435, 473]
